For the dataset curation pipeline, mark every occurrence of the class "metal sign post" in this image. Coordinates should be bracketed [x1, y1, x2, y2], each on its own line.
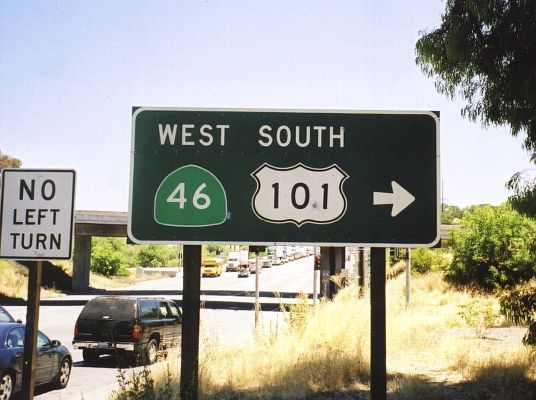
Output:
[254, 251, 260, 330]
[180, 245, 201, 400]
[21, 261, 42, 400]
[370, 248, 386, 400]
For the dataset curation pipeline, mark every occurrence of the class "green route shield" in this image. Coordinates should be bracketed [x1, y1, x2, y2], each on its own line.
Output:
[154, 165, 227, 227]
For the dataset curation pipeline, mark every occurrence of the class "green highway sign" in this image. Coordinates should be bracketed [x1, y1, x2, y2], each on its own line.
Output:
[128, 108, 439, 247]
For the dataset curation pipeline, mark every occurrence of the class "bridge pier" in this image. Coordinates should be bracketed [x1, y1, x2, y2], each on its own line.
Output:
[72, 235, 91, 291]
[319, 247, 345, 299]
[72, 211, 128, 292]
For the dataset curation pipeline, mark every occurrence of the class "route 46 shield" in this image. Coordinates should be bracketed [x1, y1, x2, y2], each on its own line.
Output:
[251, 163, 348, 226]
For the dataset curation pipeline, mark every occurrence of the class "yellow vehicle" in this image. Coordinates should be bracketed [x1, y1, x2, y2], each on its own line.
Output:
[201, 259, 223, 277]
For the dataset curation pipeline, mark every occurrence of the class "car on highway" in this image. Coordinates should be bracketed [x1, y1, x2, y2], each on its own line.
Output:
[0, 323, 72, 400]
[73, 296, 182, 366]
[0, 306, 20, 324]
[261, 260, 272, 268]
[271, 257, 281, 266]
[237, 267, 250, 278]
[249, 261, 262, 274]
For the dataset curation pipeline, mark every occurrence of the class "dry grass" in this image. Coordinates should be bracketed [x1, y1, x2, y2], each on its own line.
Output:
[0, 260, 172, 300]
[0, 260, 29, 299]
[112, 271, 536, 399]
[210, 272, 533, 399]
[200, 294, 370, 398]
[0, 260, 67, 299]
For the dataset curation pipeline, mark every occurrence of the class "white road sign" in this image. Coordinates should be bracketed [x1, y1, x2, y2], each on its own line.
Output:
[0, 169, 76, 260]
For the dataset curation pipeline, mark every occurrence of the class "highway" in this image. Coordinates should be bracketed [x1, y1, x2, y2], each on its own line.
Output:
[4, 255, 318, 399]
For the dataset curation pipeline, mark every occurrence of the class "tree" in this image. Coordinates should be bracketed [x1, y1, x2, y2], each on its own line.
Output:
[137, 245, 175, 268]
[446, 204, 536, 290]
[415, 1, 536, 216]
[499, 279, 536, 347]
[91, 237, 126, 277]
[506, 170, 536, 217]
[0, 150, 22, 169]
[441, 203, 464, 224]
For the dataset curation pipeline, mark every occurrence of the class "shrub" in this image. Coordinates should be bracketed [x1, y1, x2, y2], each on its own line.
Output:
[281, 292, 311, 332]
[445, 204, 536, 290]
[91, 237, 126, 277]
[459, 299, 498, 338]
[410, 248, 450, 274]
[137, 245, 175, 268]
[499, 279, 536, 347]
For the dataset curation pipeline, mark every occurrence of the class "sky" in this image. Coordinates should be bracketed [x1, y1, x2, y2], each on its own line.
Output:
[1, 0, 534, 212]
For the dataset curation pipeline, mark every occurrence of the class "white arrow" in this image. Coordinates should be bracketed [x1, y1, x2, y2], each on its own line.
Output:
[373, 181, 415, 217]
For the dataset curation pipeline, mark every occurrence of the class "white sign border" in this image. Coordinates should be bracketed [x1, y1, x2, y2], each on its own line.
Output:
[128, 107, 440, 248]
[0, 168, 76, 260]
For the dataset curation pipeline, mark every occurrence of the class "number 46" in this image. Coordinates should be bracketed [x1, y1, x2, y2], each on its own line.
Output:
[166, 183, 211, 210]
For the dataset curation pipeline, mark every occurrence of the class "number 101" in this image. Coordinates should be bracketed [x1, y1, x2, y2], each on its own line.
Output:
[272, 182, 329, 210]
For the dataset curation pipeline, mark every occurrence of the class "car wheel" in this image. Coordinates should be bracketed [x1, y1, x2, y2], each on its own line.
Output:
[0, 371, 14, 400]
[144, 338, 158, 365]
[55, 357, 71, 389]
[82, 349, 99, 364]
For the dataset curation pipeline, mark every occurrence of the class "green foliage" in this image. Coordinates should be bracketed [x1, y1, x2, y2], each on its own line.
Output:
[446, 205, 536, 290]
[410, 248, 450, 274]
[115, 365, 154, 400]
[122, 244, 140, 269]
[91, 237, 126, 277]
[281, 292, 311, 333]
[204, 244, 224, 256]
[441, 204, 464, 224]
[506, 170, 536, 218]
[459, 299, 498, 338]
[114, 364, 179, 400]
[416, 1, 536, 158]
[416, 1, 536, 218]
[499, 279, 536, 346]
[137, 245, 175, 268]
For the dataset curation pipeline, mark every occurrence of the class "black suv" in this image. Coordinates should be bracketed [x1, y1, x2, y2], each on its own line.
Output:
[72, 296, 182, 365]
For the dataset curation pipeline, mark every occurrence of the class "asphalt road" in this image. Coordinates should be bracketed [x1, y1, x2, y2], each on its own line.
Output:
[4, 255, 318, 399]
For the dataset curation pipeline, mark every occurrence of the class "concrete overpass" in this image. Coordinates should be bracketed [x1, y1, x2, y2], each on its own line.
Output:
[71, 210, 459, 292]
[73, 210, 127, 291]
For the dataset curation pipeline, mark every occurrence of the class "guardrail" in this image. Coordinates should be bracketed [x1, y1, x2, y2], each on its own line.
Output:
[129, 267, 181, 278]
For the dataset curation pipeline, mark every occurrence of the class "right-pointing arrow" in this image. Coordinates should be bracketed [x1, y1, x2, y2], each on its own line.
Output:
[373, 181, 415, 217]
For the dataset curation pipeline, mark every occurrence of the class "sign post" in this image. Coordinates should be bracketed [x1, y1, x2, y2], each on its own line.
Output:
[128, 108, 440, 400]
[180, 245, 201, 400]
[0, 169, 75, 400]
[370, 248, 386, 400]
